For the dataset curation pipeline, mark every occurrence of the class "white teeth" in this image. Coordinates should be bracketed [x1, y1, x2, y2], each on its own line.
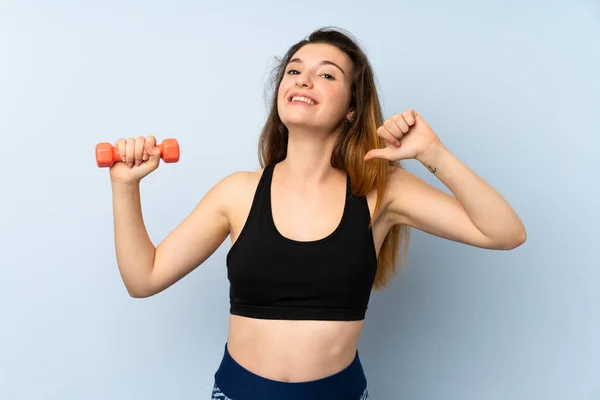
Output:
[291, 96, 315, 105]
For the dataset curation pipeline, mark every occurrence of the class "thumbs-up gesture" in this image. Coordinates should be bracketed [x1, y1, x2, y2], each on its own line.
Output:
[364, 110, 441, 162]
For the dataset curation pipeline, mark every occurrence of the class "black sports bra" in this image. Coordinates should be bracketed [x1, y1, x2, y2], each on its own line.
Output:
[225, 163, 378, 321]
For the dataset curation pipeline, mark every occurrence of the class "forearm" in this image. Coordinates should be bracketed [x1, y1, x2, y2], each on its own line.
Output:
[111, 181, 156, 296]
[416, 142, 526, 244]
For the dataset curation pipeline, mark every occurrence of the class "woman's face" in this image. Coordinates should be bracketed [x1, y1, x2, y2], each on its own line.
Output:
[278, 43, 354, 133]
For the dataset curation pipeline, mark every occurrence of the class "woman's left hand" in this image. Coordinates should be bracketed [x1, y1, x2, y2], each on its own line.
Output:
[364, 109, 441, 162]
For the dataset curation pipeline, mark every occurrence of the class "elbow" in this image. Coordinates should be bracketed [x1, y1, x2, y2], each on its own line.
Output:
[513, 224, 528, 248]
[496, 227, 527, 250]
[518, 228, 527, 246]
[118, 260, 158, 298]
[127, 288, 152, 298]
[124, 280, 156, 298]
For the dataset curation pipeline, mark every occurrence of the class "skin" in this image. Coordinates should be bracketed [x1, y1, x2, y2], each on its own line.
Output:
[109, 43, 526, 383]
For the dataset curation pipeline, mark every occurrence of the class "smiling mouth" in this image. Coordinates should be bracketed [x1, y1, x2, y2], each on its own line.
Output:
[288, 95, 317, 105]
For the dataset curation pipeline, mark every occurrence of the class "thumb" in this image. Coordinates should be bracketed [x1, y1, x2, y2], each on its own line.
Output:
[145, 142, 162, 160]
[364, 147, 395, 161]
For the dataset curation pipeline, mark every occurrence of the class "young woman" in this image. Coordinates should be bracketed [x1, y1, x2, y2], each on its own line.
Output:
[108, 27, 526, 399]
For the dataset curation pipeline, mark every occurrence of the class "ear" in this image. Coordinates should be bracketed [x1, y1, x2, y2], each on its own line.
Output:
[346, 109, 355, 122]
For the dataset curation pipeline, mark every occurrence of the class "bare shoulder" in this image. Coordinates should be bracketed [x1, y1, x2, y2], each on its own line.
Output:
[217, 169, 263, 194]
[387, 166, 422, 193]
[218, 169, 264, 196]
[381, 165, 438, 223]
[387, 165, 418, 185]
[365, 165, 413, 204]
[216, 168, 265, 220]
[365, 165, 416, 226]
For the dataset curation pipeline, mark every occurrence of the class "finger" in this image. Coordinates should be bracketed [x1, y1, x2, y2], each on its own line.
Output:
[146, 134, 157, 147]
[142, 145, 150, 162]
[125, 138, 135, 168]
[403, 110, 416, 126]
[392, 114, 410, 134]
[383, 119, 404, 141]
[377, 125, 401, 147]
[142, 135, 156, 161]
[414, 112, 425, 125]
[115, 139, 126, 163]
[146, 143, 161, 159]
[143, 134, 155, 161]
[134, 136, 146, 165]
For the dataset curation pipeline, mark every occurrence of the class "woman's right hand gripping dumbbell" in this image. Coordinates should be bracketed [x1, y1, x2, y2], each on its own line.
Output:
[110, 135, 163, 184]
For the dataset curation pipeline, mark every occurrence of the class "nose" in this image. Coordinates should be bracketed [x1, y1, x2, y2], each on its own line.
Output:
[295, 74, 312, 88]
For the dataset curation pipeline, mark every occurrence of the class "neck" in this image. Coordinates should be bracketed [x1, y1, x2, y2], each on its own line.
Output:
[277, 125, 343, 183]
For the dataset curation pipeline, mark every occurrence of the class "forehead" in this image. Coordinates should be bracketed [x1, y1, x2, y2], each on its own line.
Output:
[289, 43, 351, 70]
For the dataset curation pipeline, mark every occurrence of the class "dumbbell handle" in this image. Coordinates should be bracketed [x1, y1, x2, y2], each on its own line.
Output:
[95, 138, 180, 167]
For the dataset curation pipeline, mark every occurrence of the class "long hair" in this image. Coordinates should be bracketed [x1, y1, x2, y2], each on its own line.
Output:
[257, 27, 410, 290]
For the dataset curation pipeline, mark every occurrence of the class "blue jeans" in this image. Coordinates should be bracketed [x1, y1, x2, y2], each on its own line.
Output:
[211, 343, 369, 399]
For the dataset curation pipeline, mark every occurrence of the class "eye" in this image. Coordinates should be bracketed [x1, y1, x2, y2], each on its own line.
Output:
[321, 73, 335, 80]
[286, 69, 299, 75]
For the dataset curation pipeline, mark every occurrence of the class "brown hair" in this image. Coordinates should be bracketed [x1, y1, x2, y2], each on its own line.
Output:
[257, 27, 410, 289]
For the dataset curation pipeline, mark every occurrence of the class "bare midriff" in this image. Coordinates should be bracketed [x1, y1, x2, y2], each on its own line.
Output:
[225, 314, 364, 382]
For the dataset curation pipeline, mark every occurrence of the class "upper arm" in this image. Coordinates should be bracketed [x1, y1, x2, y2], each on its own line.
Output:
[384, 167, 498, 249]
[146, 171, 247, 295]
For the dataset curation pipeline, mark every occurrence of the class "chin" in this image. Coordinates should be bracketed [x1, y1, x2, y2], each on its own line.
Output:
[280, 112, 315, 127]
[284, 116, 311, 126]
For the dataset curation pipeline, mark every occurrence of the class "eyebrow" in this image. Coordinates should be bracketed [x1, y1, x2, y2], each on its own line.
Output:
[288, 58, 346, 75]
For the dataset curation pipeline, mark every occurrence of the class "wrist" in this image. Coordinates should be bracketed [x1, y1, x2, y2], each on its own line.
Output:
[416, 141, 446, 166]
[111, 179, 141, 191]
